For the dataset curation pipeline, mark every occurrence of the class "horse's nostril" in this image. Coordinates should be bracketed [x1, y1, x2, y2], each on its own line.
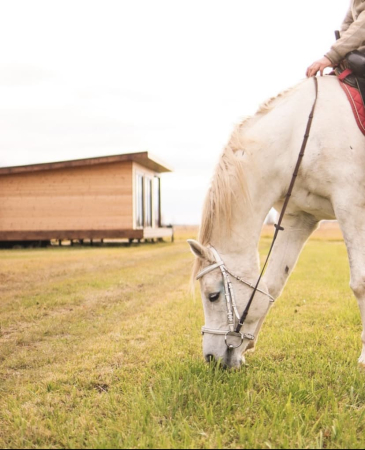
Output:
[205, 354, 215, 363]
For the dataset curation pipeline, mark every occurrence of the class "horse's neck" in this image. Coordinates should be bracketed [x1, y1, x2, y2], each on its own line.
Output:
[215, 175, 281, 273]
[210, 150, 283, 274]
[210, 79, 316, 271]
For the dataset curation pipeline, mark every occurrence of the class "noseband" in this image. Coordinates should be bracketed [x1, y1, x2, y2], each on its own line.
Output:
[196, 77, 319, 350]
[197, 246, 275, 349]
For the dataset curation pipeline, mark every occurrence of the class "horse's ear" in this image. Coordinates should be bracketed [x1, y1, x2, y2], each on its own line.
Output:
[187, 240, 213, 261]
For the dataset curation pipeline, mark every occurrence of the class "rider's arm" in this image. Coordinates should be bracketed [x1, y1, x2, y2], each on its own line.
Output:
[341, 6, 355, 33]
[326, 6, 365, 64]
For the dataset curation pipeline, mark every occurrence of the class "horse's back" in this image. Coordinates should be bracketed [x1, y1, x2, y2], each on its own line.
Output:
[301, 76, 365, 211]
[267, 76, 365, 221]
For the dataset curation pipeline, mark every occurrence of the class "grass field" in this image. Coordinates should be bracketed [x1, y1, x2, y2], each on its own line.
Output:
[1, 223, 365, 449]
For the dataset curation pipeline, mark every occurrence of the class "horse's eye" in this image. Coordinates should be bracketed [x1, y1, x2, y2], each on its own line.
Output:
[208, 292, 220, 303]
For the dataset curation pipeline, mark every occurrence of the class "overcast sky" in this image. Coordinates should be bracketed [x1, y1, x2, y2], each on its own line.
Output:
[0, 0, 347, 224]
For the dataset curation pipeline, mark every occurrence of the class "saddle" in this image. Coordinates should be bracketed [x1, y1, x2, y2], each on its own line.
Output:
[336, 50, 365, 135]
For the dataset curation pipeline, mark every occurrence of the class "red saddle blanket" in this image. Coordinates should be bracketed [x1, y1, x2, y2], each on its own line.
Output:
[338, 69, 365, 135]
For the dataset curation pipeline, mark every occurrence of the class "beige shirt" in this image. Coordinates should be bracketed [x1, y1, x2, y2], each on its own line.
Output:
[326, 0, 365, 64]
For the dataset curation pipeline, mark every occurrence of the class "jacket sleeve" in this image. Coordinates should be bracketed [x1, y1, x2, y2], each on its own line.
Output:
[326, 4, 365, 64]
[341, 6, 354, 33]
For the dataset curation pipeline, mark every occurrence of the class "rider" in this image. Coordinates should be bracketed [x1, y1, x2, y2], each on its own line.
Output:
[306, 0, 365, 77]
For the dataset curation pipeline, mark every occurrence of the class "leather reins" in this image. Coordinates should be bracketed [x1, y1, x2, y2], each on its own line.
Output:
[235, 76, 319, 333]
[197, 77, 319, 347]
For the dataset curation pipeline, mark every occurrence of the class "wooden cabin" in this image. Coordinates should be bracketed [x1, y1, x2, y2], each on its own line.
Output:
[0, 152, 173, 245]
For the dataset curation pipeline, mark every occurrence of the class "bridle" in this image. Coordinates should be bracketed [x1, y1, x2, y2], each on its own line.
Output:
[196, 77, 319, 350]
[197, 246, 275, 349]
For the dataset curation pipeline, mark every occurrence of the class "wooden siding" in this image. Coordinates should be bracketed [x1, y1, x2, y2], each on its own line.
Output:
[0, 162, 134, 232]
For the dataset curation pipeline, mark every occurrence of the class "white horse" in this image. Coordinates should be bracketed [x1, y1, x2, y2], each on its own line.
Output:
[188, 75, 365, 369]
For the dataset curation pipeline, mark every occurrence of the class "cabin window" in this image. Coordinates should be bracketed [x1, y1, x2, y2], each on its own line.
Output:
[136, 174, 144, 228]
[154, 176, 161, 228]
[144, 177, 153, 227]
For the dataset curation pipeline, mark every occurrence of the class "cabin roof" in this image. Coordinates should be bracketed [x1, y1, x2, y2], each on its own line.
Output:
[0, 151, 173, 176]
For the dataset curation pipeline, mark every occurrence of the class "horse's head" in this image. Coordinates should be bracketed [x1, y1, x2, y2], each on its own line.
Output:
[188, 239, 272, 369]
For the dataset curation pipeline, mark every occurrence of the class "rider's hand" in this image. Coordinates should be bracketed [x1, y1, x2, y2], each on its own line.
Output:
[306, 56, 333, 77]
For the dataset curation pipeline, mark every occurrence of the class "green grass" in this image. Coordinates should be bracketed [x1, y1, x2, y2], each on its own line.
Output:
[0, 230, 364, 449]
